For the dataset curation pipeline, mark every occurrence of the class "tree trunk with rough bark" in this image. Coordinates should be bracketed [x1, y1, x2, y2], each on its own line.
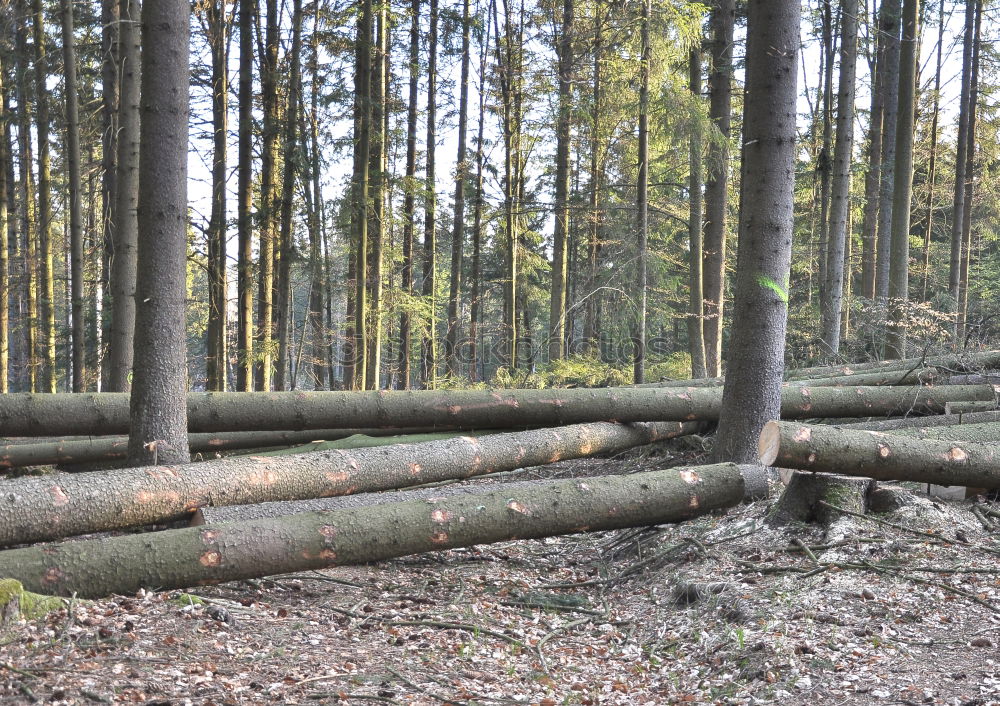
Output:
[548, 0, 573, 364]
[235, 0, 254, 392]
[702, 0, 734, 377]
[421, 0, 439, 388]
[688, 46, 707, 378]
[0, 421, 702, 548]
[713, 0, 800, 464]
[884, 0, 918, 359]
[127, 0, 190, 467]
[820, 0, 858, 355]
[107, 0, 141, 393]
[633, 0, 650, 384]
[61, 0, 85, 393]
[0, 461, 764, 598]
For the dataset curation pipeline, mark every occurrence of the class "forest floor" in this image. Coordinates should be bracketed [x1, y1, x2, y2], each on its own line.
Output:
[2, 441, 1000, 706]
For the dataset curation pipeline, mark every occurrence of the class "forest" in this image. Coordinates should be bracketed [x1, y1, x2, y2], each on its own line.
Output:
[0, 0, 991, 398]
[4, 0, 1000, 703]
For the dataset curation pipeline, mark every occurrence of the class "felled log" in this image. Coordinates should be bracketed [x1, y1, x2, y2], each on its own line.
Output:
[837, 410, 1000, 431]
[0, 463, 766, 598]
[944, 400, 998, 415]
[884, 422, 1000, 444]
[1, 384, 993, 437]
[651, 367, 939, 389]
[784, 350, 1000, 380]
[0, 421, 701, 547]
[759, 420, 1000, 489]
[0, 428, 451, 470]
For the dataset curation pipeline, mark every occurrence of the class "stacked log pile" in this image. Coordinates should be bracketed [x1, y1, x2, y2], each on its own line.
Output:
[0, 350, 997, 597]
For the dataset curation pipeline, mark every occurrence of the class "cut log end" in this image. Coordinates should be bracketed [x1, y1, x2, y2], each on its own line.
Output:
[758, 421, 782, 466]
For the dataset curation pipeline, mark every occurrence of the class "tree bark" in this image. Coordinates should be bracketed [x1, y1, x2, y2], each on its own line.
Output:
[633, 0, 650, 384]
[859, 0, 883, 300]
[820, 0, 858, 355]
[548, 0, 573, 364]
[920, 0, 944, 302]
[364, 2, 387, 390]
[31, 0, 55, 393]
[702, 0, 734, 377]
[0, 60, 8, 394]
[205, 0, 230, 392]
[816, 0, 835, 307]
[99, 0, 119, 391]
[957, 0, 982, 344]
[273, 0, 303, 392]
[107, 0, 140, 393]
[421, 0, 439, 388]
[688, 46, 707, 378]
[2, 384, 992, 438]
[0, 427, 467, 471]
[0, 421, 703, 548]
[838, 409, 1000, 431]
[949, 0, 976, 335]
[874, 0, 900, 306]
[446, 0, 472, 376]
[884, 0, 918, 359]
[61, 0, 84, 393]
[0, 461, 763, 598]
[713, 0, 800, 464]
[397, 0, 420, 390]
[760, 420, 1000, 490]
[235, 0, 254, 392]
[127, 0, 190, 467]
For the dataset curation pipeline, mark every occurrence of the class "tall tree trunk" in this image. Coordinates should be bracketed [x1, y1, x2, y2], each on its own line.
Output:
[205, 0, 230, 392]
[107, 0, 140, 393]
[713, 0, 799, 463]
[31, 0, 55, 392]
[874, 0, 900, 306]
[957, 0, 982, 344]
[469, 0, 492, 383]
[816, 0, 835, 307]
[949, 0, 975, 339]
[687, 46, 707, 378]
[254, 0, 280, 391]
[99, 0, 118, 391]
[235, 0, 254, 392]
[274, 0, 304, 392]
[398, 0, 419, 390]
[859, 1, 883, 301]
[306, 8, 326, 391]
[420, 0, 439, 388]
[0, 61, 7, 394]
[919, 0, 944, 303]
[349, 0, 373, 390]
[583, 0, 604, 355]
[702, 0, 734, 378]
[14, 0, 37, 393]
[633, 0, 650, 384]
[884, 0, 918, 360]
[128, 0, 190, 467]
[496, 0, 517, 370]
[61, 0, 84, 392]
[364, 2, 387, 390]
[820, 0, 858, 355]
[547, 0, 573, 364]
[446, 0, 472, 376]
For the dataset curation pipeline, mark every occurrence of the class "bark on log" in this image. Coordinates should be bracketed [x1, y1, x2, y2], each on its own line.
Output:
[838, 410, 1000, 431]
[759, 420, 1000, 489]
[0, 385, 992, 437]
[252, 431, 488, 456]
[0, 463, 766, 598]
[883, 422, 1000, 444]
[784, 350, 1000, 379]
[0, 421, 701, 547]
[651, 367, 939, 389]
[0, 428, 451, 470]
[945, 401, 997, 415]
